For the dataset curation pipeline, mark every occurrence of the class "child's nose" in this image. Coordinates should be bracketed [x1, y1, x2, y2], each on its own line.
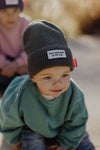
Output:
[53, 79, 61, 86]
[8, 13, 15, 19]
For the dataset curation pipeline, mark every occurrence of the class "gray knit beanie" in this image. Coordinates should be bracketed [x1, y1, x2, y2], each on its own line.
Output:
[23, 20, 74, 78]
[0, 0, 23, 11]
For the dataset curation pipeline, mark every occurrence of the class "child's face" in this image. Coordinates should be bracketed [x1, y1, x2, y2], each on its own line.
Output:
[32, 66, 70, 98]
[0, 8, 21, 29]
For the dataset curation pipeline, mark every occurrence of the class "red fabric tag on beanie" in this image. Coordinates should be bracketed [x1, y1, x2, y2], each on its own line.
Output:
[73, 58, 78, 68]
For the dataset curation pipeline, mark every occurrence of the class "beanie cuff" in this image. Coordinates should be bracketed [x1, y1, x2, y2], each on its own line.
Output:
[28, 46, 74, 78]
[23, 20, 74, 78]
[0, 0, 23, 11]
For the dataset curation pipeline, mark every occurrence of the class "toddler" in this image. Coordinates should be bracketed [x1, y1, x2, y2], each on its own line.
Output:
[0, 20, 95, 150]
[0, 0, 31, 95]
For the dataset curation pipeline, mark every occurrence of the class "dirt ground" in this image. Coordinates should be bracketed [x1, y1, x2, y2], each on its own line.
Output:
[0, 35, 100, 150]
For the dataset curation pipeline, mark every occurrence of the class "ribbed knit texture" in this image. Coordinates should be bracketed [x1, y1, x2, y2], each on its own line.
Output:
[23, 20, 74, 78]
[0, 0, 23, 11]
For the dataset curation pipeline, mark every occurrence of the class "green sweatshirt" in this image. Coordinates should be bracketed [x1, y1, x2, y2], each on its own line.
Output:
[0, 75, 88, 150]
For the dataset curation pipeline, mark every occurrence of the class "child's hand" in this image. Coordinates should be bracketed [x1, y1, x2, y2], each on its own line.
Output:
[55, 145, 64, 150]
[13, 142, 22, 150]
[46, 145, 64, 150]
[16, 65, 28, 75]
[1, 62, 17, 77]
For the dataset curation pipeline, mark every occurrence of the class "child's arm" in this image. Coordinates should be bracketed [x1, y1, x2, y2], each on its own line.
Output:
[58, 87, 88, 150]
[0, 52, 18, 76]
[1, 52, 28, 76]
[0, 53, 9, 69]
[0, 53, 17, 77]
[0, 54, 5, 68]
[12, 52, 28, 75]
[1, 61, 18, 77]
[0, 77, 25, 145]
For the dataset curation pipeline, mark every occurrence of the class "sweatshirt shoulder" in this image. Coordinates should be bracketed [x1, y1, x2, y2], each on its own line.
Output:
[70, 79, 84, 101]
[19, 14, 31, 33]
[0, 75, 31, 114]
[3, 75, 32, 97]
[19, 14, 31, 24]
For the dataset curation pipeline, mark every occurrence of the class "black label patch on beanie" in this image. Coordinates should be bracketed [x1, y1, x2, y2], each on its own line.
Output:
[5, 0, 18, 5]
[47, 50, 67, 59]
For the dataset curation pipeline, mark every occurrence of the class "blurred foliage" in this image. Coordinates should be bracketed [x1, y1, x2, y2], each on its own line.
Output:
[23, 0, 100, 38]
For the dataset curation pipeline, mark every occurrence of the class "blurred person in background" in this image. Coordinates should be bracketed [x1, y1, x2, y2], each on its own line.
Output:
[0, 0, 31, 96]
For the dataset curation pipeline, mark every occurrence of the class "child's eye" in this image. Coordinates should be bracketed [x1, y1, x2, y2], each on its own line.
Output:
[62, 74, 69, 78]
[43, 76, 51, 80]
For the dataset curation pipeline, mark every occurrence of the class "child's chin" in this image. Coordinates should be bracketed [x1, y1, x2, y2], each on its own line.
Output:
[6, 22, 17, 29]
[51, 93, 62, 98]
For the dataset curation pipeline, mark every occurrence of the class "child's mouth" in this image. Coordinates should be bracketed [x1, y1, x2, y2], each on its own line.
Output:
[50, 89, 63, 97]
[8, 21, 16, 25]
[51, 89, 62, 93]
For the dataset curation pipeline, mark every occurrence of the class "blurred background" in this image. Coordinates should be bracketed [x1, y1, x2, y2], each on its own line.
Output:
[22, 0, 100, 149]
[23, 0, 100, 38]
[0, 0, 100, 150]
